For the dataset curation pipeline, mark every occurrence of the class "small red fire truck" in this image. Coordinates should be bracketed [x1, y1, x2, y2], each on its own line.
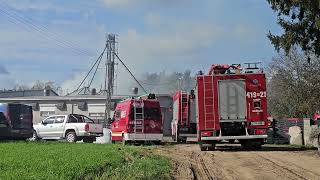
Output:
[196, 63, 268, 150]
[111, 94, 163, 144]
[171, 91, 197, 142]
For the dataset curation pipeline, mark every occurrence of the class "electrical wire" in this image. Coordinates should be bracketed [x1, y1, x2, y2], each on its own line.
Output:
[68, 45, 107, 95]
[0, 2, 92, 56]
[113, 53, 148, 94]
[88, 53, 103, 88]
[0, 2, 93, 57]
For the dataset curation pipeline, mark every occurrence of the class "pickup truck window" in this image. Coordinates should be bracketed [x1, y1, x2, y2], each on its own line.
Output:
[44, 117, 55, 124]
[68, 114, 94, 123]
[68, 115, 78, 123]
[83, 116, 94, 123]
[55, 116, 65, 123]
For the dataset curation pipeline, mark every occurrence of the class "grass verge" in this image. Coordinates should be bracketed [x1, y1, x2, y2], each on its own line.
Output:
[0, 142, 171, 180]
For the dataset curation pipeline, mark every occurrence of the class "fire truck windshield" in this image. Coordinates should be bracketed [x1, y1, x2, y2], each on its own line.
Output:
[144, 108, 161, 120]
[129, 107, 161, 121]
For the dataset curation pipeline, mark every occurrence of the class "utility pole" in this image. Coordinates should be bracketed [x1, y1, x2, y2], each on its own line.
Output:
[104, 33, 117, 128]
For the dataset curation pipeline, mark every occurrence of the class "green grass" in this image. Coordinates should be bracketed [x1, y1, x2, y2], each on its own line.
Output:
[0, 142, 171, 180]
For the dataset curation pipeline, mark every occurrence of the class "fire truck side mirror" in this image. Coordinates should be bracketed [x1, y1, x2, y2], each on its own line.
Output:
[108, 117, 114, 124]
[148, 93, 156, 99]
[190, 90, 195, 99]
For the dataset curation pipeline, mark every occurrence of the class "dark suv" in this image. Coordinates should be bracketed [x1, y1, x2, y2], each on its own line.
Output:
[0, 103, 33, 140]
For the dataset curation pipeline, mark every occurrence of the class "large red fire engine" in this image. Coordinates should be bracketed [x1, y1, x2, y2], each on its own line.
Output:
[196, 63, 268, 150]
[111, 94, 163, 144]
[171, 91, 197, 142]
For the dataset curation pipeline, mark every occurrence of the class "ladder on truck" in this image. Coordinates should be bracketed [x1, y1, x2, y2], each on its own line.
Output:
[133, 99, 144, 140]
[203, 76, 215, 130]
[180, 92, 189, 128]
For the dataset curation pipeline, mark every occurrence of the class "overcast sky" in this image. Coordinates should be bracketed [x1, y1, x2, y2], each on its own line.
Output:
[0, 0, 281, 94]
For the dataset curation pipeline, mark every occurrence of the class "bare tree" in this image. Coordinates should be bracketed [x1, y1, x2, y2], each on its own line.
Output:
[267, 49, 320, 118]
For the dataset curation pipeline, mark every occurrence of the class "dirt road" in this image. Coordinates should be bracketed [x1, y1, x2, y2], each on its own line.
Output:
[155, 144, 320, 180]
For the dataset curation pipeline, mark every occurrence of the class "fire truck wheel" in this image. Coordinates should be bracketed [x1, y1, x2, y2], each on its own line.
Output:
[122, 135, 127, 145]
[180, 137, 187, 143]
[199, 143, 207, 151]
[208, 144, 216, 151]
[241, 140, 262, 150]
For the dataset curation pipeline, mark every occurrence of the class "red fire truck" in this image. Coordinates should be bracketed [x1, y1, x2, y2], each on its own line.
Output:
[171, 91, 197, 142]
[111, 94, 163, 144]
[196, 63, 268, 150]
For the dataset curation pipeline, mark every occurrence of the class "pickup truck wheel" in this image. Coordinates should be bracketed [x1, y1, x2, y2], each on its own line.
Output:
[66, 131, 77, 143]
[31, 130, 40, 141]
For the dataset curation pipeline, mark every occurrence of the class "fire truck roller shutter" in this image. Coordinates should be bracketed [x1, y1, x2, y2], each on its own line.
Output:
[218, 80, 246, 121]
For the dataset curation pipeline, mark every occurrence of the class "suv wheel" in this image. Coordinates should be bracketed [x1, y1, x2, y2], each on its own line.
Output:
[66, 131, 77, 143]
[30, 130, 39, 141]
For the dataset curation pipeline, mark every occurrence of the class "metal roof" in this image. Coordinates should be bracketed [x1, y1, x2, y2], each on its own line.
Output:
[0, 94, 171, 101]
[0, 89, 59, 98]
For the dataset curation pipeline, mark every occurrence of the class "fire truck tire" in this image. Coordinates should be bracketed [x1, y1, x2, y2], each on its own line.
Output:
[122, 134, 127, 145]
[199, 142, 209, 151]
[241, 140, 262, 150]
[180, 137, 187, 143]
[208, 144, 216, 151]
[172, 135, 176, 141]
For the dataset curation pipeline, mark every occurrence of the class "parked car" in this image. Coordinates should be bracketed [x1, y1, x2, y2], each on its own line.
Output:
[33, 114, 103, 143]
[0, 103, 33, 140]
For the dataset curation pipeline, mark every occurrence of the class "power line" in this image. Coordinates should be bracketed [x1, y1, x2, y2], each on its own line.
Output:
[0, 2, 93, 56]
[88, 53, 104, 87]
[141, 81, 177, 86]
[68, 45, 107, 95]
[0, 2, 93, 57]
[113, 52, 148, 94]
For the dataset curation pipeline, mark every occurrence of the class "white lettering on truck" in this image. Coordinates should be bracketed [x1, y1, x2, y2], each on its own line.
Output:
[246, 91, 266, 98]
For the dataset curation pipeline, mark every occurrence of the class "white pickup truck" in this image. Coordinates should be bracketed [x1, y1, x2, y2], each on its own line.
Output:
[33, 114, 103, 143]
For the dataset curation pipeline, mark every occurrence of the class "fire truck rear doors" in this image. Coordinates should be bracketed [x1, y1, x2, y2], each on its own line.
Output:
[218, 80, 246, 122]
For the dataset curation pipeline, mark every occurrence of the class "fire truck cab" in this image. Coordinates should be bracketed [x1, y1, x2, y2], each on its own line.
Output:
[197, 63, 268, 150]
[111, 94, 163, 144]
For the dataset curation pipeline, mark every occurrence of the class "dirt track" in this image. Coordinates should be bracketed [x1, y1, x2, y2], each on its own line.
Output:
[155, 144, 320, 180]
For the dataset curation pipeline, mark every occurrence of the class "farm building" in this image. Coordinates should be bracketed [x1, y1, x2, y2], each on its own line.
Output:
[0, 90, 173, 136]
